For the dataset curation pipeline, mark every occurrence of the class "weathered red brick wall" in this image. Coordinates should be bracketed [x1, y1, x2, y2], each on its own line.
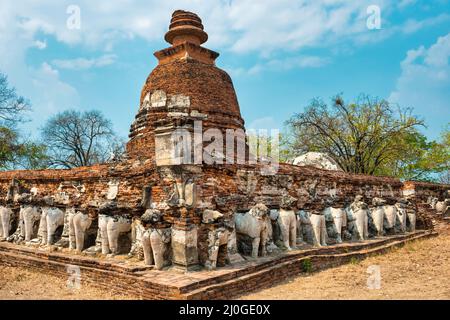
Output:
[1, 161, 447, 223]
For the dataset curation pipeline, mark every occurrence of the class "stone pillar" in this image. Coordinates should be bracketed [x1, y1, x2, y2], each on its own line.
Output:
[171, 223, 200, 271]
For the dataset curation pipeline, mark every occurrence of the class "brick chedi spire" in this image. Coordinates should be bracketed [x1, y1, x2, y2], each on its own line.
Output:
[164, 10, 208, 46]
[126, 10, 246, 163]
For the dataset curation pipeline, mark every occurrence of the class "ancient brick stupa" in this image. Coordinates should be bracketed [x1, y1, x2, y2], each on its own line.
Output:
[0, 10, 448, 298]
[127, 10, 246, 163]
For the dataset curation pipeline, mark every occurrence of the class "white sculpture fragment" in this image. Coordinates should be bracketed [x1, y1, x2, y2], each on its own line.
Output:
[383, 204, 397, 234]
[167, 94, 190, 109]
[395, 199, 408, 233]
[21, 205, 42, 243]
[324, 207, 347, 243]
[129, 218, 145, 260]
[370, 198, 386, 237]
[202, 209, 223, 224]
[279, 209, 297, 250]
[98, 214, 132, 256]
[310, 213, 327, 247]
[297, 210, 327, 246]
[201, 210, 233, 270]
[140, 209, 171, 270]
[151, 90, 167, 108]
[70, 210, 93, 252]
[235, 203, 271, 258]
[0, 206, 13, 240]
[106, 180, 119, 200]
[40, 207, 65, 245]
[292, 152, 342, 171]
[205, 227, 230, 270]
[405, 197, 417, 232]
[277, 195, 298, 250]
[347, 195, 369, 240]
[435, 199, 450, 215]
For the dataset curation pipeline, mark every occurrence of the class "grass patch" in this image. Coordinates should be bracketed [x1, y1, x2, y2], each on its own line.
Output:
[301, 258, 313, 273]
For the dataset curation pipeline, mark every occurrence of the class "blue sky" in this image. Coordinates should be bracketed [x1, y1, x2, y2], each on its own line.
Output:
[0, 0, 449, 142]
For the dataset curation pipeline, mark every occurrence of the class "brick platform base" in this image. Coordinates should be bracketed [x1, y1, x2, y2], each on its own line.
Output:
[0, 230, 436, 300]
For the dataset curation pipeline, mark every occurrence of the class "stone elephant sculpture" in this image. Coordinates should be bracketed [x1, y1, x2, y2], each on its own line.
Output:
[98, 214, 132, 256]
[278, 209, 297, 250]
[142, 228, 172, 270]
[235, 203, 271, 258]
[395, 200, 408, 233]
[70, 210, 94, 252]
[435, 199, 450, 216]
[224, 219, 245, 264]
[204, 227, 230, 270]
[21, 205, 42, 242]
[383, 205, 397, 234]
[140, 209, 171, 270]
[0, 206, 14, 240]
[128, 218, 145, 260]
[39, 207, 65, 245]
[405, 199, 417, 232]
[370, 198, 386, 237]
[323, 207, 347, 244]
[298, 210, 327, 247]
[278, 195, 298, 250]
[201, 210, 233, 270]
[347, 195, 369, 240]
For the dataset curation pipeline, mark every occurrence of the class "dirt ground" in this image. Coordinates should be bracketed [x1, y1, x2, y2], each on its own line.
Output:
[241, 222, 450, 300]
[0, 266, 135, 300]
[1, 223, 449, 300]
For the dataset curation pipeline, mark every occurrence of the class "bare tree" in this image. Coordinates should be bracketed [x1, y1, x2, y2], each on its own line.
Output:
[0, 73, 30, 125]
[41, 110, 124, 168]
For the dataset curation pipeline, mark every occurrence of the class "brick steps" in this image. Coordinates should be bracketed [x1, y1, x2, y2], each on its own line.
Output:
[182, 230, 436, 299]
[175, 230, 432, 294]
[0, 243, 151, 274]
[0, 230, 437, 300]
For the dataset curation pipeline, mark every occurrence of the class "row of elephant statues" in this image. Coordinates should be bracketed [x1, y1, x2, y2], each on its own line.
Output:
[0, 194, 426, 271]
[0, 204, 224, 271]
[428, 197, 450, 216]
[0, 206, 132, 256]
[233, 195, 419, 258]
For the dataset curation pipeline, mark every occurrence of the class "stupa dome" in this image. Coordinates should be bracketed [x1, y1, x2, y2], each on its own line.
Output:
[127, 10, 245, 161]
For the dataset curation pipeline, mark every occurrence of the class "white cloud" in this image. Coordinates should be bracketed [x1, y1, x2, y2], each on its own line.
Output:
[389, 33, 450, 138]
[0, 0, 392, 126]
[0, 0, 393, 54]
[0, 0, 448, 137]
[27, 62, 79, 127]
[267, 56, 330, 70]
[52, 54, 117, 70]
[233, 55, 330, 76]
[398, 0, 417, 9]
[32, 40, 47, 49]
[353, 11, 450, 46]
[401, 13, 450, 34]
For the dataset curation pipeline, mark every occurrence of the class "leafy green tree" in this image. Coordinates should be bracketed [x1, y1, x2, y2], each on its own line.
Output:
[0, 126, 48, 170]
[0, 72, 48, 170]
[284, 94, 426, 177]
